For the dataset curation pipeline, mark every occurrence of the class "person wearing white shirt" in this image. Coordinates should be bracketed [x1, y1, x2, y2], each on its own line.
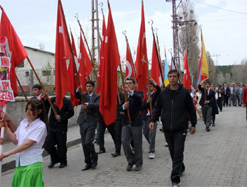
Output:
[0, 99, 47, 187]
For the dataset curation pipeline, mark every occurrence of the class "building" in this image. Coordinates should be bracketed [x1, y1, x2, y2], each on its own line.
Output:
[17, 46, 55, 95]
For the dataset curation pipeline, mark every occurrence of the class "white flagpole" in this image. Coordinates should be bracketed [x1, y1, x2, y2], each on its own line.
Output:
[0, 104, 7, 184]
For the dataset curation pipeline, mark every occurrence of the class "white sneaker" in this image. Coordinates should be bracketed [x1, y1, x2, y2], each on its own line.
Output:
[172, 183, 179, 187]
[149, 152, 155, 159]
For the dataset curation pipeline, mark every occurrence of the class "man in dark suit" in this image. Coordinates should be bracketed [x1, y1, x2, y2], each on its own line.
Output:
[223, 83, 230, 107]
[198, 81, 215, 132]
[75, 80, 100, 171]
[45, 96, 74, 169]
[121, 77, 143, 171]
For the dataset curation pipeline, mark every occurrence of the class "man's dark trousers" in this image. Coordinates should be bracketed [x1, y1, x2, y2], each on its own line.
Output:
[122, 124, 143, 167]
[164, 129, 187, 184]
[97, 121, 116, 151]
[79, 121, 98, 165]
[45, 131, 67, 164]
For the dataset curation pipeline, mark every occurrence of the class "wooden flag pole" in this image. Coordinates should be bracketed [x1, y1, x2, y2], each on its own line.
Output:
[150, 23, 164, 82]
[59, 1, 87, 120]
[16, 76, 28, 102]
[119, 62, 131, 123]
[26, 56, 58, 116]
[154, 29, 165, 80]
[123, 30, 137, 80]
[75, 14, 98, 80]
[66, 28, 87, 121]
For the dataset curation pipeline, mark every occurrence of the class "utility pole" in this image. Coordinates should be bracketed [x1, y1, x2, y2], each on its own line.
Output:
[91, 0, 100, 80]
[166, 0, 180, 69]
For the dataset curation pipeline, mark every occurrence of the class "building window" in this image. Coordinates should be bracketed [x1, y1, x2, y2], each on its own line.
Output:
[25, 71, 29, 77]
[42, 70, 51, 76]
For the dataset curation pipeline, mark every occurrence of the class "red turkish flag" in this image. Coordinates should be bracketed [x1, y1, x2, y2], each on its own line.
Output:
[99, 2, 120, 125]
[182, 51, 191, 91]
[55, 0, 72, 109]
[96, 14, 107, 94]
[67, 31, 79, 107]
[151, 37, 162, 86]
[125, 42, 135, 79]
[78, 33, 92, 92]
[0, 7, 28, 96]
[135, 1, 148, 100]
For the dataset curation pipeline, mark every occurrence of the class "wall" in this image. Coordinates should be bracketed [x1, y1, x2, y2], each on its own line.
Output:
[6, 97, 80, 127]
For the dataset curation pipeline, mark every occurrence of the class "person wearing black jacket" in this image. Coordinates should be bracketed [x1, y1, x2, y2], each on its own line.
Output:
[198, 81, 215, 131]
[142, 78, 161, 159]
[121, 77, 143, 172]
[149, 70, 196, 187]
[44, 96, 74, 169]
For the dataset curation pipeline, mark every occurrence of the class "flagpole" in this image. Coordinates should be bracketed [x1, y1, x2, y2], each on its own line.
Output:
[122, 31, 137, 80]
[155, 29, 165, 80]
[75, 14, 98, 81]
[0, 105, 7, 184]
[59, 1, 87, 121]
[150, 22, 164, 81]
[16, 76, 28, 102]
[119, 62, 131, 123]
[26, 56, 58, 116]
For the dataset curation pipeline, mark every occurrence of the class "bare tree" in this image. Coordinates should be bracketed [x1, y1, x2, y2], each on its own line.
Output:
[177, 1, 200, 88]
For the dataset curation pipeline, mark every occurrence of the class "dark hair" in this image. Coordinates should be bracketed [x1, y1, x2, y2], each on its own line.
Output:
[125, 77, 136, 84]
[168, 69, 180, 78]
[32, 84, 42, 90]
[26, 99, 48, 128]
[205, 80, 211, 85]
[149, 81, 155, 87]
[85, 80, 95, 87]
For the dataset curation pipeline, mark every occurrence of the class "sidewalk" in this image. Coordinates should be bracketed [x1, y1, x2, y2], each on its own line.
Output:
[1, 123, 81, 172]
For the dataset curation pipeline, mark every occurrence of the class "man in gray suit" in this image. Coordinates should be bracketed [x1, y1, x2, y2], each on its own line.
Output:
[75, 80, 100, 171]
[235, 83, 240, 106]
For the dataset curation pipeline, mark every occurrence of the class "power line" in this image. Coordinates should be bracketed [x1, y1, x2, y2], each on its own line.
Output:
[194, 0, 247, 15]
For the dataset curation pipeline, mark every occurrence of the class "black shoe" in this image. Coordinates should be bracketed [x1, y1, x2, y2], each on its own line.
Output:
[180, 168, 185, 176]
[126, 164, 134, 171]
[59, 163, 67, 168]
[82, 164, 92, 171]
[96, 148, 106, 154]
[111, 152, 120, 157]
[134, 166, 142, 171]
[91, 162, 97, 170]
[48, 161, 59, 168]
[159, 128, 164, 133]
[206, 127, 210, 132]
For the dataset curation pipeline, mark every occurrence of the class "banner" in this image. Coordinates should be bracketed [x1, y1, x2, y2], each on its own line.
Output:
[0, 37, 14, 102]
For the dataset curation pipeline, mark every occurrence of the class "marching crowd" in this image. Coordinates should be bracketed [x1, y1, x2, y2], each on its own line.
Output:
[0, 70, 247, 187]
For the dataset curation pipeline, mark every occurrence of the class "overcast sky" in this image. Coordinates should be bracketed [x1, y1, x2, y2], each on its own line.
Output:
[1, 0, 247, 66]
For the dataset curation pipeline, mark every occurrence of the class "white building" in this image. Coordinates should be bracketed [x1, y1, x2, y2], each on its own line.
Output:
[17, 46, 55, 95]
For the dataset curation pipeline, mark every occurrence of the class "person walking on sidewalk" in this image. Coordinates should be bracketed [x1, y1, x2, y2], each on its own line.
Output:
[44, 96, 74, 169]
[142, 77, 161, 159]
[75, 80, 100, 171]
[0, 99, 47, 187]
[149, 69, 197, 187]
[198, 81, 215, 132]
[121, 77, 143, 172]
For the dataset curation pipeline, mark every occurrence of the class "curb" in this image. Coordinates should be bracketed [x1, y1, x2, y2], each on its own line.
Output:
[2, 138, 81, 173]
